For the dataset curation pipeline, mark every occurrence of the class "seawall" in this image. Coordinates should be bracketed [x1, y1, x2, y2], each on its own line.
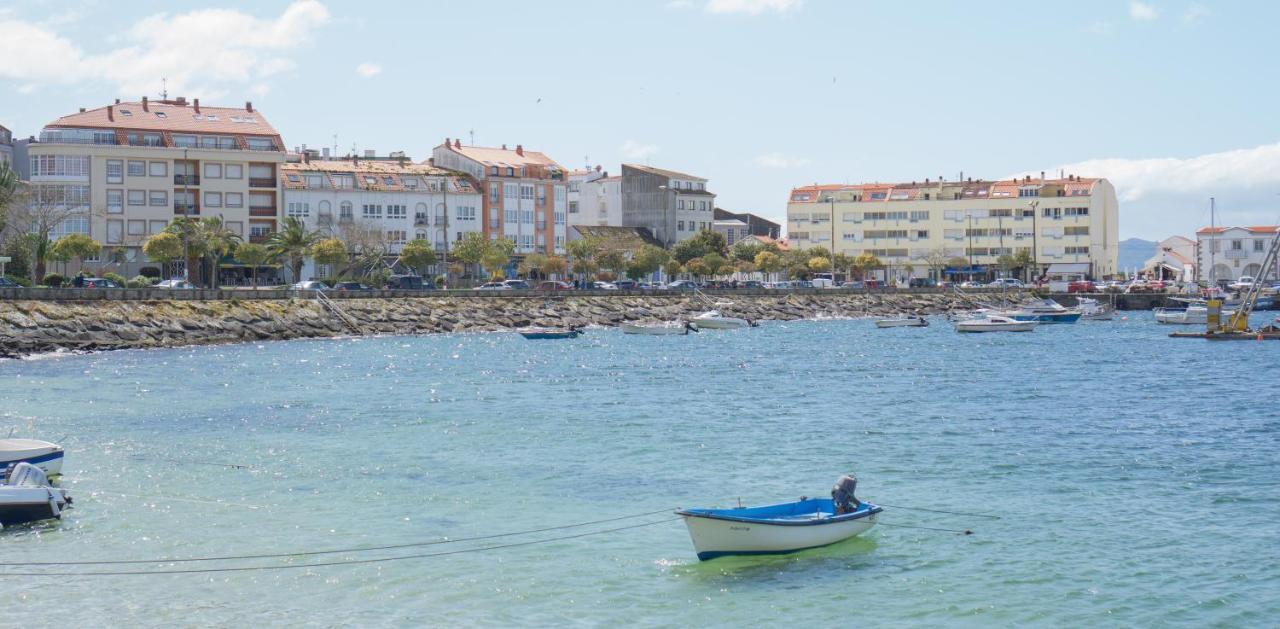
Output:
[0, 290, 1020, 358]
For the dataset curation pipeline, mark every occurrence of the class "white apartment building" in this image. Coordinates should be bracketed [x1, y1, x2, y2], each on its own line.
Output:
[1196, 226, 1279, 284]
[281, 158, 482, 279]
[787, 175, 1120, 279]
[0, 124, 13, 169]
[1142, 235, 1196, 282]
[567, 166, 607, 228]
[28, 97, 285, 276]
[620, 164, 716, 246]
[430, 140, 568, 256]
[574, 174, 622, 230]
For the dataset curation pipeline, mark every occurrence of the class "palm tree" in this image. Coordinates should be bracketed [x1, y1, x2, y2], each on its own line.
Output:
[267, 217, 317, 283]
[165, 217, 209, 285]
[198, 216, 242, 288]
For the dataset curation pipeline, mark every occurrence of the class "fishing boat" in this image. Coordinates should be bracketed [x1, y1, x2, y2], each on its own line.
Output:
[518, 327, 581, 339]
[677, 476, 880, 560]
[0, 439, 64, 480]
[875, 316, 928, 328]
[954, 314, 1036, 333]
[1000, 298, 1082, 324]
[0, 462, 71, 528]
[621, 321, 694, 335]
[1076, 297, 1113, 321]
[1154, 299, 1236, 324]
[691, 310, 752, 330]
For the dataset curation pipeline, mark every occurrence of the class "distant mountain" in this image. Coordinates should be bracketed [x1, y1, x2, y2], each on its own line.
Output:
[1118, 237, 1156, 272]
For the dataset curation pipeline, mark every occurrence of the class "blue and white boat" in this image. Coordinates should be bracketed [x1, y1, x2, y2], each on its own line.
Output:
[0, 439, 64, 481]
[518, 327, 582, 340]
[676, 497, 881, 560]
[1001, 298, 1082, 324]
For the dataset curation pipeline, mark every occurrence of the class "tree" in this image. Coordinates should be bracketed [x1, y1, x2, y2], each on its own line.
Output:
[199, 216, 241, 288]
[754, 251, 782, 279]
[8, 184, 88, 283]
[596, 248, 627, 276]
[520, 253, 547, 278]
[0, 162, 19, 237]
[626, 245, 669, 281]
[234, 242, 274, 288]
[854, 253, 883, 279]
[312, 238, 349, 273]
[996, 254, 1016, 279]
[335, 221, 389, 280]
[832, 253, 855, 279]
[684, 257, 709, 279]
[451, 232, 490, 278]
[398, 238, 437, 276]
[50, 233, 101, 274]
[805, 245, 831, 260]
[143, 232, 183, 277]
[807, 256, 832, 273]
[663, 260, 684, 278]
[1012, 249, 1035, 281]
[541, 256, 568, 278]
[702, 252, 729, 277]
[731, 239, 764, 263]
[480, 248, 509, 279]
[923, 248, 950, 281]
[165, 217, 208, 284]
[565, 236, 602, 280]
[267, 217, 319, 283]
[670, 229, 728, 263]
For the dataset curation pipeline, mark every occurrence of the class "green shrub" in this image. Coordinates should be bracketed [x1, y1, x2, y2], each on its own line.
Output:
[368, 268, 391, 288]
[434, 275, 446, 288]
[42, 273, 66, 287]
[3, 275, 31, 287]
[103, 272, 127, 286]
[127, 275, 152, 288]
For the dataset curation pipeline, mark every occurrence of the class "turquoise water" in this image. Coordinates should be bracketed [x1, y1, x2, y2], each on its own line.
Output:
[1, 314, 1278, 626]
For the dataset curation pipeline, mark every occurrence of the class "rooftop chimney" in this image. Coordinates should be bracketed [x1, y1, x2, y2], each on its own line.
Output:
[516, 144, 524, 156]
[245, 101, 253, 112]
[454, 139, 461, 149]
[364, 149, 376, 158]
[142, 96, 149, 112]
[1040, 171, 1045, 181]
[322, 147, 330, 158]
[114, 98, 120, 104]
[502, 144, 507, 150]
[107, 105, 114, 121]
[79, 107, 85, 113]
[174, 96, 187, 105]
[193, 98, 200, 113]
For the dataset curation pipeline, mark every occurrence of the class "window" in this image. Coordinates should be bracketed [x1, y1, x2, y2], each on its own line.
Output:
[248, 192, 274, 209]
[127, 220, 146, 236]
[127, 190, 146, 206]
[107, 189, 123, 213]
[402, 177, 418, 189]
[569, 201, 579, 214]
[678, 220, 685, 231]
[362, 204, 382, 218]
[520, 185, 534, 200]
[536, 187, 546, 206]
[204, 163, 223, 179]
[149, 190, 168, 207]
[1018, 188, 1040, 198]
[287, 201, 308, 217]
[1256, 239, 1267, 252]
[301, 175, 320, 188]
[554, 186, 566, 203]
[909, 210, 929, 221]
[225, 192, 243, 208]
[1042, 207, 1062, 218]
[506, 208, 518, 224]
[205, 192, 223, 208]
[491, 166, 499, 176]
[490, 183, 500, 204]
[1065, 246, 1090, 254]
[124, 160, 144, 177]
[250, 225, 272, 238]
[455, 206, 476, 221]
[246, 137, 275, 151]
[677, 200, 685, 210]
[869, 192, 887, 200]
[225, 164, 243, 179]
[106, 160, 123, 183]
[1064, 226, 1089, 236]
[554, 211, 565, 225]
[1064, 207, 1089, 217]
[249, 165, 275, 180]
[173, 135, 197, 148]
[339, 201, 353, 219]
[387, 204, 407, 219]
[106, 219, 123, 244]
[362, 176, 377, 186]
[506, 167, 514, 177]
[149, 220, 167, 234]
[387, 230, 407, 245]
[1230, 239, 1243, 251]
[521, 210, 533, 224]
[555, 235, 564, 248]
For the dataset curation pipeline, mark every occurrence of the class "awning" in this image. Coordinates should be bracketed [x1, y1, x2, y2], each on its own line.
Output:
[1046, 263, 1090, 274]
[944, 265, 987, 275]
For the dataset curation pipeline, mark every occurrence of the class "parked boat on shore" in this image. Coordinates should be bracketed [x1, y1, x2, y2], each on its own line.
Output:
[621, 321, 695, 335]
[875, 316, 928, 328]
[0, 439, 63, 480]
[0, 462, 71, 528]
[955, 314, 1037, 333]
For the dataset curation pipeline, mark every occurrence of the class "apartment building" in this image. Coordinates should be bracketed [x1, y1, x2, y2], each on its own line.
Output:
[1196, 226, 1279, 284]
[280, 157, 480, 279]
[0, 124, 13, 169]
[28, 97, 285, 276]
[567, 166, 607, 227]
[430, 139, 568, 256]
[713, 208, 781, 240]
[573, 172, 622, 230]
[620, 164, 716, 246]
[787, 175, 1119, 280]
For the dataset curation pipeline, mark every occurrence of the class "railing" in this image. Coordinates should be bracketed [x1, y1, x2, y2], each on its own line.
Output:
[414, 217, 430, 226]
[1224, 249, 1249, 260]
[249, 233, 271, 244]
[248, 178, 276, 188]
[173, 203, 200, 215]
[174, 174, 200, 185]
[249, 207, 277, 217]
[247, 144, 279, 151]
[339, 215, 354, 223]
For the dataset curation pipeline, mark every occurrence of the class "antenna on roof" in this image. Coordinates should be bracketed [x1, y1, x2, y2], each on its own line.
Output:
[332, 134, 338, 159]
[160, 77, 168, 101]
[468, 129, 474, 146]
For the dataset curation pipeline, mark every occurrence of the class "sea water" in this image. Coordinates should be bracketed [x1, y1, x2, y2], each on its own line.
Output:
[1, 314, 1277, 626]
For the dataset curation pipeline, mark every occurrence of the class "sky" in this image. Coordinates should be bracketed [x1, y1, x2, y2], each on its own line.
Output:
[4, 0, 1280, 240]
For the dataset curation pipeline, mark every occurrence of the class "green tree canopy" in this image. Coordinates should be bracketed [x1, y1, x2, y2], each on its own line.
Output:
[754, 251, 782, 275]
[670, 229, 728, 263]
[626, 244, 669, 280]
[731, 239, 764, 263]
[267, 217, 318, 282]
[451, 232, 490, 266]
[702, 252, 729, 276]
[684, 257, 709, 277]
[807, 256, 832, 273]
[854, 253, 883, 278]
[541, 256, 568, 278]
[51, 233, 101, 270]
[234, 242, 274, 288]
[480, 248, 509, 278]
[142, 232, 183, 271]
[312, 238, 349, 268]
[398, 238, 437, 275]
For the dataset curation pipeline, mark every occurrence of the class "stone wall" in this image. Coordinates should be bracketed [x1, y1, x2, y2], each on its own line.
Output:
[0, 291, 1021, 358]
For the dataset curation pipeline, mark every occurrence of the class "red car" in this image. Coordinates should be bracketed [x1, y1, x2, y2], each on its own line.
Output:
[536, 281, 574, 292]
[1067, 280, 1096, 293]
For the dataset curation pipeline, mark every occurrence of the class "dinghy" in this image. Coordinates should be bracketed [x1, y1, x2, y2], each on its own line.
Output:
[0, 462, 71, 528]
[691, 310, 752, 330]
[875, 316, 928, 328]
[518, 327, 581, 340]
[621, 321, 694, 335]
[954, 314, 1036, 333]
[0, 439, 64, 480]
[677, 475, 880, 560]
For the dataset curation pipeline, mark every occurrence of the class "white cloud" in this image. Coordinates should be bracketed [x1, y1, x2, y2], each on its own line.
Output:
[356, 62, 382, 78]
[1182, 3, 1210, 23]
[706, 0, 803, 16]
[620, 139, 660, 160]
[0, 1, 330, 96]
[753, 152, 810, 169]
[1129, 1, 1158, 21]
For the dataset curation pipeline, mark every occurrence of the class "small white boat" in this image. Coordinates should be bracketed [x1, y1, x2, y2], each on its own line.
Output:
[955, 314, 1036, 333]
[677, 476, 879, 560]
[692, 310, 752, 330]
[0, 439, 64, 480]
[1154, 305, 1235, 324]
[621, 321, 694, 335]
[1076, 297, 1113, 321]
[875, 316, 928, 328]
[517, 327, 581, 339]
[0, 462, 71, 528]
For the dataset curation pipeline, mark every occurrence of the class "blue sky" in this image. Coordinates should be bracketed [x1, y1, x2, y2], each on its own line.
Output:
[4, 0, 1279, 239]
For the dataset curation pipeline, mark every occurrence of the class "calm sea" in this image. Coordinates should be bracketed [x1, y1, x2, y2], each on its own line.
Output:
[1, 314, 1277, 627]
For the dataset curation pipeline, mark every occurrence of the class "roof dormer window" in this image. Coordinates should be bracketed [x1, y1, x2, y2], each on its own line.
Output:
[155, 111, 167, 119]
[120, 109, 132, 116]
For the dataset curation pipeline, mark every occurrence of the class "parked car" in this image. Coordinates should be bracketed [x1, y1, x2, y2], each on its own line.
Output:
[810, 273, 837, 289]
[154, 279, 196, 290]
[291, 280, 328, 291]
[612, 279, 638, 290]
[739, 280, 764, 289]
[75, 277, 123, 288]
[387, 275, 433, 290]
[590, 281, 618, 290]
[333, 281, 372, 292]
[908, 278, 937, 289]
[475, 282, 510, 290]
[0, 277, 19, 288]
[639, 282, 664, 290]
[793, 280, 814, 288]
[959, 280, 985, 288]
[1228, 276, 1256, 291]
[841, 280, 866, 290]
[536, 280, 574, 292]
[667, 280, 698, 290]
[1067, 280, 1096, 293]
[502, 279, 532, 290]
[988, 278, 1025, 288]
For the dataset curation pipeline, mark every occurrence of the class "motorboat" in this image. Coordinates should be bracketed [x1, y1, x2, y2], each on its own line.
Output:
[621, 321, 694, 335]
[691, 310, 752, 330]
[1000, 298, 1082, 324]
[875, 316, 928, 328]
[1076, 297, 1114, 321]
[677, 475, 880, 560]
[0, 439, 64, 480]
[1155, 302, 1235, 325]
[0, 462, 71, 528]
[518, 327, 581, 340]
[955, 314, 1037, 333]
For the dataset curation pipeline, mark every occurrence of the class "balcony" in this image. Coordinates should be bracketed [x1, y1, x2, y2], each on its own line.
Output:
[174, 174, 200, 186]
[414, 215, 430, 226]
[339, 214, 354, 224]
[249, 233, 272, 244]
[248, 178, 276, 188]
[1224, 249, 1249, 260]
[249, 207, 277, 218]
[173, 203, 200, 216]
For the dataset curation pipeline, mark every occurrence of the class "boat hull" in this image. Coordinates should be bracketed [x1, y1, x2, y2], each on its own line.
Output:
[0, 440, 64, 479]
[955, 321, 1036, 332]
[692, 317, 749, 330]
[518, 329, 580, 339]
[0, 488, 70, 527]
[875, 318, 928, 328]
[621, 323, 688, 335]
[677, 501, 880, 560]
[1006, 312, 1081, 324]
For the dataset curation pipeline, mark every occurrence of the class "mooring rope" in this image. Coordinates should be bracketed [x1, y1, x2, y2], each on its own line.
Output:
[877, 522, 974, 535]
[0, 517, 681, 577]
[0, 507, 676, 567]
[875, 503, 1001, 520]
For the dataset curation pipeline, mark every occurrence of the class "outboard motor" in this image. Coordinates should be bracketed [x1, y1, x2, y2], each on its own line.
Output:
[6, 462, 48, 488]
[832, 474, 860, 514]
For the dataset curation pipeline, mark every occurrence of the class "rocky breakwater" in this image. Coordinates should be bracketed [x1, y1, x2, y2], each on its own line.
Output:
[0, 290, 1020, 358]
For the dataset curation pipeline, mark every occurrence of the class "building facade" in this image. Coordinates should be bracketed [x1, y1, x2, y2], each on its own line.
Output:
[1196, 226, 1279, 284]
[620, 164, 716, 247]
[713, 208, 781, 239]
[573, 173, 622, 229]
[28, 97, 285, 276]
[280, 158, 481, 280]
[1142, 235, 1196, 282]
[0, 124, 13, 169]
[787, 175, 1120, 279]
[430, 139, 568, 256]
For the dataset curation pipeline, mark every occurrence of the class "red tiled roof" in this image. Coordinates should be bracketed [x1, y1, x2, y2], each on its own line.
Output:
[437, 143, 561, 169]
[280, 160, 475, 193]
[45, 99, 279, 137]
[789, 177, 1101, 202]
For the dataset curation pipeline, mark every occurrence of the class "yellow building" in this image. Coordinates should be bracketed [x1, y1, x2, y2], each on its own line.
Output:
[28, 96, 286, 277]
[786, 175, 1119, 280]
